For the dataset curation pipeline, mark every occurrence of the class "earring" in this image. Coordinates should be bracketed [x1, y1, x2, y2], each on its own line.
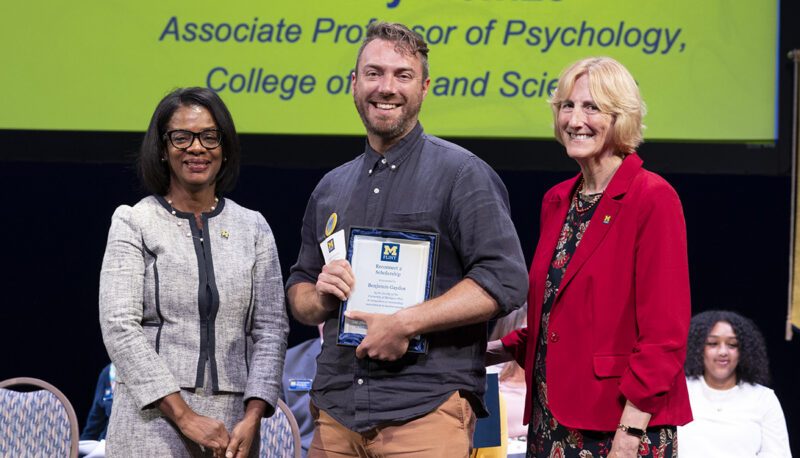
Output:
[223, 157, 228, 162]
[161, 157, 166, 162]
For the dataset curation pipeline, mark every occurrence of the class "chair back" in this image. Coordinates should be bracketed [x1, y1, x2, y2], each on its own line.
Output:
[0, 377, 79, 458]
[259, 398, 301, 458]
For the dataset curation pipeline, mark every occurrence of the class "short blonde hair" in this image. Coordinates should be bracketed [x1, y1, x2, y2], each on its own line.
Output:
[548, 57, 646, 154]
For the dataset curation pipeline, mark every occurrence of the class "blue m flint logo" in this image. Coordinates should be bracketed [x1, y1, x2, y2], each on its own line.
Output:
[327, 239, 335, 252]
[381, 243, 399, 262]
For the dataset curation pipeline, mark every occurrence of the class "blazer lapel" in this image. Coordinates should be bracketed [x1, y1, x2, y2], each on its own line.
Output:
[555, 154, 643, 301]
[533, 177, 577, 310]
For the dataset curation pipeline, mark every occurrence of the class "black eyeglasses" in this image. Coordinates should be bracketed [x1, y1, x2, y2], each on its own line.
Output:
[164, 129, 222, 149]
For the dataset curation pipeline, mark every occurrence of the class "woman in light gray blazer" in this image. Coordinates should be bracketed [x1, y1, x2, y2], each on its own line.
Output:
[100, 87, 288, 458]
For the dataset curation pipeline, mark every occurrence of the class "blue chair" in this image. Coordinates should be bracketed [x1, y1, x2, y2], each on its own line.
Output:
[0, 377, 79, 458]
[259, 398, 301, 458]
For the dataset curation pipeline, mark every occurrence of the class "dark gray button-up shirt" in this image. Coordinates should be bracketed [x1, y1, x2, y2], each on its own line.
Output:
[287, 123, 528, 431]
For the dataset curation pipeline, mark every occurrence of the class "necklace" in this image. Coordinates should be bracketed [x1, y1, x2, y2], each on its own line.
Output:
[700, 376, 739, 413]
[164, 196, 219, 240]
[166, 196, 219, 216]
[573, 178, 602, 215]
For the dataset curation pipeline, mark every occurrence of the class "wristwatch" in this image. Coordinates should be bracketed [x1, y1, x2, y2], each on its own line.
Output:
[617, 423, 647, 441]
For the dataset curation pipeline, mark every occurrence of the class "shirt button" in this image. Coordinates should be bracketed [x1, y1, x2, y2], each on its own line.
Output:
[373, 188, 380, 194]
[381, 158, 387, 164]
[390, 164, 396, 170]
[186, 233, 192, 237]
[357, 378, 364, 385]
[368, 169, 373, 174]
[550, 331, 559, 343]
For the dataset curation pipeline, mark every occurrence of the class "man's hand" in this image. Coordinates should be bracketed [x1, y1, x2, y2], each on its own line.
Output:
[289, 260, 357, 325]
[316, 259, 355, 307]
[345, 309, 413, 361]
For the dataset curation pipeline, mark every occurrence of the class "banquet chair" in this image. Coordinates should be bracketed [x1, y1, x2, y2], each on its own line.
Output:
[0, 377, 80, 458]
[259, 398, 302, 458]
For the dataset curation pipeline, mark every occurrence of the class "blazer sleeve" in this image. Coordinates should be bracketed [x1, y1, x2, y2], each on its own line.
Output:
[99, 206, 180, 409]
[244, 212, 289, 413]
[618, 180, 691, 414]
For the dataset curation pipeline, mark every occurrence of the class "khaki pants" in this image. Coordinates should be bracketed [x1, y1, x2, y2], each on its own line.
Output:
[308, 391, 477, 457]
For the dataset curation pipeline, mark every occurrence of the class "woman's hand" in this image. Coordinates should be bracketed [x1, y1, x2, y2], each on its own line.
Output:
[609, 399, 652, 458]
[609, 429, 642, 458]
[226, 417, 260, 458]
[178, 413, 230, 457]
[225, 398, 268, 458]
[485, 339, 514, 366]
[155, 392, 229, 457]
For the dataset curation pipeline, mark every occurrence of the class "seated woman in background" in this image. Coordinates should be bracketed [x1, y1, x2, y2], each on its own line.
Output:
[679, 310, 792, 458]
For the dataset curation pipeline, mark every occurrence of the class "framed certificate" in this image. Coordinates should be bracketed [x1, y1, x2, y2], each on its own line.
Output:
[337, 227, 438, 354]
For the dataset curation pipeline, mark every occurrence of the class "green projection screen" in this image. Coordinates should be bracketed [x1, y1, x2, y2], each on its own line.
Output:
[1, 0, 778, 141]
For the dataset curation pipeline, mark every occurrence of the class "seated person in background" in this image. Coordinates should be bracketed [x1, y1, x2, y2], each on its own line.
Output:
[475, 304, 527, 458]
[79, 363, 115, 458]
[487, 305, 527, 441]
[679, 310, 792, 458]
[81, 363, 115, 441]
[280, 325, 323, 458]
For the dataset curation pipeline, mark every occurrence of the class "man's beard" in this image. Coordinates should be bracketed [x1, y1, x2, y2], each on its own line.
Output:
[355, 97, 422, 141]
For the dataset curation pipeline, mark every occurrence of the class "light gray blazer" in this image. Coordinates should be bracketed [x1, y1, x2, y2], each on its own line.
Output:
[99, 195, 288, 411]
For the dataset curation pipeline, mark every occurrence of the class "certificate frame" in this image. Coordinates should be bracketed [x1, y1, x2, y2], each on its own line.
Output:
[337, 226, 438, 354]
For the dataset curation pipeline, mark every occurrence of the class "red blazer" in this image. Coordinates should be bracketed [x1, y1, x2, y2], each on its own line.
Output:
[501, 154, 692, 430]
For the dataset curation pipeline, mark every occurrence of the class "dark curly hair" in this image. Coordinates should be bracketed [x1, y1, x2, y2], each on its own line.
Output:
[137, 87, 240, 196]
[684, 310, 771, 386]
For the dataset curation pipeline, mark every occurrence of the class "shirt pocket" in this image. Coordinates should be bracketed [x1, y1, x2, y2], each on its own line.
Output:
[383, 210, 437, 233]
[592, 354, 628, 378]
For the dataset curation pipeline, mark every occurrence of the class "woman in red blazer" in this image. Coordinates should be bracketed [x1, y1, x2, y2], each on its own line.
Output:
[488, 57, 692, 457]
